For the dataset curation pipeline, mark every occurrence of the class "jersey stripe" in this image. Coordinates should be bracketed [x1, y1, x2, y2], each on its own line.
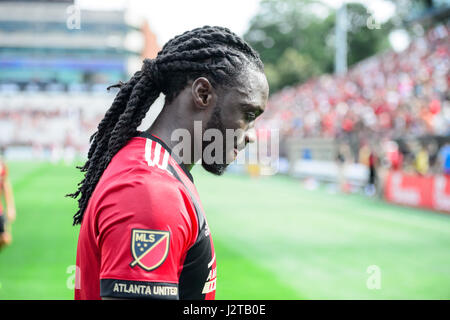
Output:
[144, 138, 172, 174]
[144, 139, 153, 167]
[153, 143, 161, 167]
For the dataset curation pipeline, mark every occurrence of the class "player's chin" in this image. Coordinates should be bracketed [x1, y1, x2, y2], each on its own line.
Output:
[201, 149, 235, 176]
[201, 161, 229, 176]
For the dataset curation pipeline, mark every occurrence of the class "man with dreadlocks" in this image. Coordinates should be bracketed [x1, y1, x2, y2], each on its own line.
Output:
[70, 26, 269, 300]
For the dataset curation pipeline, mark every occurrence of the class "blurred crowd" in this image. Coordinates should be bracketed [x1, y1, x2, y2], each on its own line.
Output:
[0, 91, 164, 162]
[340, 138, 450, 177]
[0, 96, 107, 161]
[0, 24, 449, 174]
[258, 23, 450, 175]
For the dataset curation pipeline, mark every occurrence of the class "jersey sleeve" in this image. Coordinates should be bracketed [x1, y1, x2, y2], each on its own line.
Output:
[96, 174, 198, 299]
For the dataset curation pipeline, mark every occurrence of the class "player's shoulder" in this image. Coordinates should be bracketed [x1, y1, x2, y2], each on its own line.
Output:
[94, 135, 193, 214]
[130, 165, 187, 202]
[90, 137, 198, 242]
[104, 136, 183, 190]
[94, 166, 195, 237]
[99, 164, 186, 206]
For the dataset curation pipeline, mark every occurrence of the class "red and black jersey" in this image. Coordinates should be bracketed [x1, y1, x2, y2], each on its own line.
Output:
[74, 132, 216, 300]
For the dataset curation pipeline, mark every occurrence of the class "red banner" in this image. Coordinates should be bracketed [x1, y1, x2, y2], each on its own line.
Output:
[384, 171, 450, 213]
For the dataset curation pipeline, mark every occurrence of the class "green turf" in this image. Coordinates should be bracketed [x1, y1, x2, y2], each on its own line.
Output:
[0, 162, 79, 299]
[0, 162, 449, 299]
[195, 171, 450, 299]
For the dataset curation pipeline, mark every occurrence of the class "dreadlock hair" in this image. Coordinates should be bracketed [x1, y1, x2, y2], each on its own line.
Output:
[67, 25, 264, 225]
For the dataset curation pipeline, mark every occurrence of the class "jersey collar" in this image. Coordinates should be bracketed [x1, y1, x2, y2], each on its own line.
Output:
[136, 131, 194, 183]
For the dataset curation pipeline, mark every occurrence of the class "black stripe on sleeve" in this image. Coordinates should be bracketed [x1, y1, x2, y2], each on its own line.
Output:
[100, 279, 179, 300]
[166, 164, 206, 239]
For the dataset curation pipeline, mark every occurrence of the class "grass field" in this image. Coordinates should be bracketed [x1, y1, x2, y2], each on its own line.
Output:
[0, 161, 449, 299]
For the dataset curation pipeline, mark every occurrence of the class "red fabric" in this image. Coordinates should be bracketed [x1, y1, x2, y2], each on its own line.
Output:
[74, 137, 203, 299]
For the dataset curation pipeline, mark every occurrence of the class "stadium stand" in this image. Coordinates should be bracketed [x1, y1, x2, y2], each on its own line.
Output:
[257, 23, 450, 176]
[259, 23, 449, 140]
[0, 0, 161, 161]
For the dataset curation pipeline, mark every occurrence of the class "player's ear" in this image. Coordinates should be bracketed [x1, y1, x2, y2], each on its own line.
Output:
[191, 77, 216, 110]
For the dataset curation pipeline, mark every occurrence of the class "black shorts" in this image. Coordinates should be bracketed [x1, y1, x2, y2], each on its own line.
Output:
[0, 213, 5, 233]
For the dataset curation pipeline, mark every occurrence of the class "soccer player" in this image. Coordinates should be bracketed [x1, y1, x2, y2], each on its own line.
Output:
[69, 26, 269, 300]
[0, 146, 16, 250]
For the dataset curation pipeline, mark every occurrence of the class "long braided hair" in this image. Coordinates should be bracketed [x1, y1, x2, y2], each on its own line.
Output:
[68, 26, 264, 225]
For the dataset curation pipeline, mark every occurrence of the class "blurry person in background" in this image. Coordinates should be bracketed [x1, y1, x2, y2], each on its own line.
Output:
[415, 144, 430, 175]
[377, 139, 403, 195]
[336, 143, 349, 193]
[387, 141, 403, 172]
[427, 141, 439, 174]
[358, 141, 370, 167]
[0, 146, 16, 250]
[365, 146, 378, 197]
[438, 143, 450, 175]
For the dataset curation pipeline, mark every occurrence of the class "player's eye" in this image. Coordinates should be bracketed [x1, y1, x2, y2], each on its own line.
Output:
[245, 112, 256, 122]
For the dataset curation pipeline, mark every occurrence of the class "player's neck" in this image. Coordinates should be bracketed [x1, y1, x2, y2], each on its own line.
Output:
[145, 107, 199, 171]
